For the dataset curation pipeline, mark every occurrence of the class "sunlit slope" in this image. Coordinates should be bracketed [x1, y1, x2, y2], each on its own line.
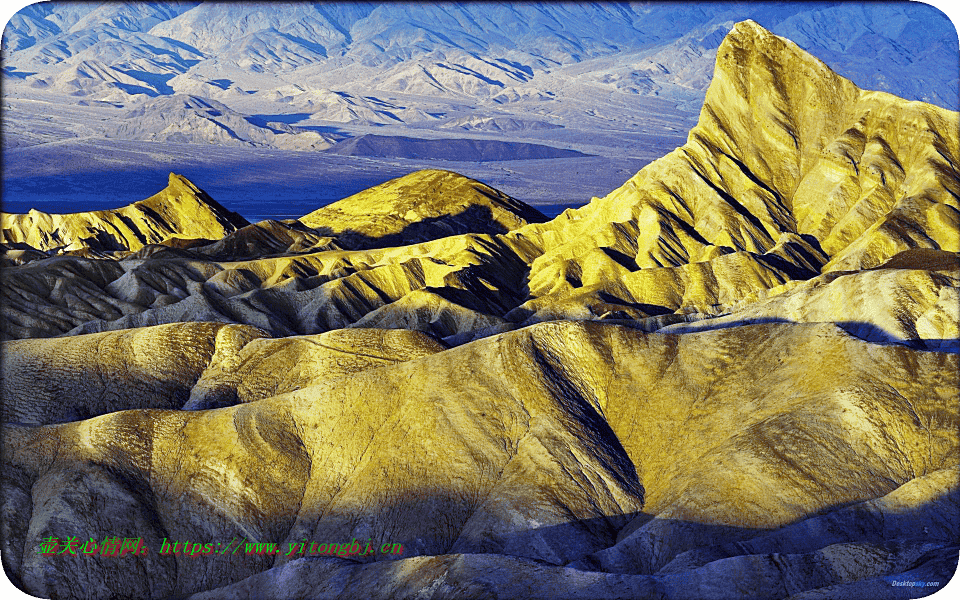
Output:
[0, 322, 267, 425]
[0, 324, 449, 422]
[2, 321, 955, 598]
[2, 169, 545, 261]
[1, 171, 544, 340]
[700, 21, 959, 272]
[0, 173, 249, 254]
[504, 20, 959, 321]
[300, 169, 548, 245]
[658, 250, 960, 351]
[185, 327, 448, 409]
[182, 170, 546, 259]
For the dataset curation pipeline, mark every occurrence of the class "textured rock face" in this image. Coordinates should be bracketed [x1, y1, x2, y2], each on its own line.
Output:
[0, 169, 542, 340]
[504, 20, 959, 322]
[1, 321, 957, 599]
[699, 21, 959, 272]
[1, 322, 268, 425]
[1, 20, 958, 600]
[184, 327, 448, 409]
[0, 173, 249, 254]
[657, 249, 960, 351]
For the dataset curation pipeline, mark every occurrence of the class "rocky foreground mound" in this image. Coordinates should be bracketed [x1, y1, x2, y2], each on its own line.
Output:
[2, 320, 957, 599]
[1, 20, 958, 600]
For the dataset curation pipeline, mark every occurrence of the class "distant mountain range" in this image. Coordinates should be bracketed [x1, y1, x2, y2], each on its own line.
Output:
[3, 2, 956, 105]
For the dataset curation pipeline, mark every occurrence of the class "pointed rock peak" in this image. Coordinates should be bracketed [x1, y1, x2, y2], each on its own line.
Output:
[729, 19, 769, 36]
[157, 173, 249, 231]
[724, 19, 805, 56]
[167, 172, 201, 194]
[169, 171, 191, 184]
[1, 175, 249, 255]
[363, 169, 516, 202]
[711, 19, 855, 100]
[687, 19, 865, 204]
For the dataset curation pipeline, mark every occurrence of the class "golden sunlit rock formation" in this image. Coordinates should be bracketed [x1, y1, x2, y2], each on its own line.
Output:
[503, 19, 959, 323]
[1, 20, 957, 600]
[2, 321, 956, 599]
[0, 173, 249, 255]
[299, 168, 548, 246]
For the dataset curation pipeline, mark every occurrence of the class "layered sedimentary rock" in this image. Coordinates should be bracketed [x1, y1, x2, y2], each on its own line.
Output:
[658, 250, 960, 351]
[502, 19, 959, 322]
[1, 20, 958, 600]
[0, 170, 541, 340]
[1, 322, 267, 425]
[184, 327, 448, 409]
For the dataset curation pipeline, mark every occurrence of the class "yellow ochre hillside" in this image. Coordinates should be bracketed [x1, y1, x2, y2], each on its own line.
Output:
[300, 168, 548, 244]
[505, 20, 959, 322]
[1, 173, 249, 255]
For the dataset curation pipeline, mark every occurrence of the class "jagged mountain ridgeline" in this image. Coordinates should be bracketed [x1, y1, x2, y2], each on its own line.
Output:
[1, 21, 958, 600]
[5, 2, 957, 114]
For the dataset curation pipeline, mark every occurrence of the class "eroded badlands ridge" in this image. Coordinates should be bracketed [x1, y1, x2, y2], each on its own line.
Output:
[1, 22, 957, 346]
[1, 20, 958, 600]
[0, 174, 249, 256]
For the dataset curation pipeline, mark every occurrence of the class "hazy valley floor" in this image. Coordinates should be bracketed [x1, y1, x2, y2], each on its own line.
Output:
[1, 95, 690, 222]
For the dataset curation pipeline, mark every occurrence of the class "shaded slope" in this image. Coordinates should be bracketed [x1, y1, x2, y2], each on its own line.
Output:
[186, 219, 340, 260]
[0, 232, 533, 340]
